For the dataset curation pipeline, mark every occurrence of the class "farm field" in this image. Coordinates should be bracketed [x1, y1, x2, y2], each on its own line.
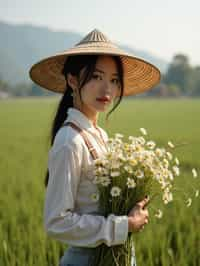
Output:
[0, 97, 199, 266]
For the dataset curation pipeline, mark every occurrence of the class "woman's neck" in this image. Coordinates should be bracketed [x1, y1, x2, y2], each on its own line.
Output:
[74, 105, 99, 127]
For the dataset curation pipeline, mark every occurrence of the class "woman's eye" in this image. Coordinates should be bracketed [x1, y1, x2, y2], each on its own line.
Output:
[111, 78, 120, 85]
[92, 74, 102, 80]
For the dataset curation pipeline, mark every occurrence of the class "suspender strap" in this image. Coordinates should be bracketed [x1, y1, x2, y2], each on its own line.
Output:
[62, 121, 99, 160]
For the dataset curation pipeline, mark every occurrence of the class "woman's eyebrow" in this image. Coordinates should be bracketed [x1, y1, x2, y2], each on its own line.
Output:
[94, 68, 119, 76]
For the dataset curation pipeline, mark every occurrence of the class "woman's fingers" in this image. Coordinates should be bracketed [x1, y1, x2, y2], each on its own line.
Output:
[136, 196, 150, 209]
[139, 225, 145, 232]
[143, 209, 149, 218]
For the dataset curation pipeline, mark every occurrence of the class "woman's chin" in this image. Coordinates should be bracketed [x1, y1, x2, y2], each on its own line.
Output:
[95, 102, 111, 112]
[96, 105, 110, 112]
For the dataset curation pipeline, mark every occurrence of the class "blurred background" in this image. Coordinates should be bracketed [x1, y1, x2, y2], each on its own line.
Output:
[0, 0, 200, 98]
[0, 1, 199, 266]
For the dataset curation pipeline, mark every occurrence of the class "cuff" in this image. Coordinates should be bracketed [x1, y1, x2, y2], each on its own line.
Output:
[113, 215, 129, 245]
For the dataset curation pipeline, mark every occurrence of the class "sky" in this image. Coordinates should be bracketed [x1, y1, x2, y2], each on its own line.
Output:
[1, 0, 200, 65]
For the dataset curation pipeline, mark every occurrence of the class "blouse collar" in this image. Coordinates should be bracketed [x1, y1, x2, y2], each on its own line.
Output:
[64, 107, 107, 149]
[65, 107, 96, 131]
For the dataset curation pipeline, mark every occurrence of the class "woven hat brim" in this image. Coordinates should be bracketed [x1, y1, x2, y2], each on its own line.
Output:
[29, 45, 161, 96]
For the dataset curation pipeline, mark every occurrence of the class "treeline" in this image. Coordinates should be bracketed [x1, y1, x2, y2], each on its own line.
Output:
[0, 53, 200, 98]
[146, 54, 200, 97]
[0, 78, 55, 97]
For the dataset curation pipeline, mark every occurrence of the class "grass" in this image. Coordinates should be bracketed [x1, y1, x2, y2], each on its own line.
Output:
[0, 97, 199, 266]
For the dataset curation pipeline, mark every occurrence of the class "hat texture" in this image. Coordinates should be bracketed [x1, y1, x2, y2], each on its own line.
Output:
[29, 29, 161, 96]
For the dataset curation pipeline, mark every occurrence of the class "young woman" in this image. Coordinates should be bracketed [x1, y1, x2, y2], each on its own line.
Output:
[29, 29, 161, 266]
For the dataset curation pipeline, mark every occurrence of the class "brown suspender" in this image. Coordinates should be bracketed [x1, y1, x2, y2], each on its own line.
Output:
[89, 126, 107, 147]
[62, 121, 99, 160]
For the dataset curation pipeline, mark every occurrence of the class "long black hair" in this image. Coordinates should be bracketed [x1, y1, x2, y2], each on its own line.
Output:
[45, 54, 124, 187]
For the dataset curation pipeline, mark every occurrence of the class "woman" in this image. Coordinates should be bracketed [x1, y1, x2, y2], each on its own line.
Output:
[29, 29, 161, 266]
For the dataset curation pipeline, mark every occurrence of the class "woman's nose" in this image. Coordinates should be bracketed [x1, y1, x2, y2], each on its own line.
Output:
[102, 79, 111, 93]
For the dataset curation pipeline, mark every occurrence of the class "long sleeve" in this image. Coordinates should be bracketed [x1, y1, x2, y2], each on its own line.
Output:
[44, 141, 129, 248]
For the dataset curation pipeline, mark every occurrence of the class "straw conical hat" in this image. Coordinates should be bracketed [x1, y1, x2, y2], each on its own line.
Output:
[29, 29, 161, 96]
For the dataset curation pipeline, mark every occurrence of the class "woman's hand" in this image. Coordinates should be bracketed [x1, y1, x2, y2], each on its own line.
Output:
[127, 196, 149, 233]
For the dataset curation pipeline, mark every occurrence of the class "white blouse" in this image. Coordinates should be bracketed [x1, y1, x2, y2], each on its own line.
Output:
[44, 107, 129, 248]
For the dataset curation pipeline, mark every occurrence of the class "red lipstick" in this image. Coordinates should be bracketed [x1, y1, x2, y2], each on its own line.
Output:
[96, 96, 110, 103]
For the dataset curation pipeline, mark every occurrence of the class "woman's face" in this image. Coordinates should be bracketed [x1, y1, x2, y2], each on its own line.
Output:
[70, 55, 121, 116]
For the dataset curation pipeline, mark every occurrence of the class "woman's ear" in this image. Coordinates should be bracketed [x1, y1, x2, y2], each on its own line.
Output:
[67, 73, 79, 90]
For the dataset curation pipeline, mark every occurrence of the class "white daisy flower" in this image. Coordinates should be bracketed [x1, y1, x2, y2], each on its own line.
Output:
[135, 169, 144, 179]
[172, 166, 180, 176]
[129, 159, 138, 166]
[175, 157, 179, 165]
[118, 154, 126, 162]
[163, 190, 173, 204]
[111, 161, 121, 169]
[115, 133, 124, 138]
[163, 158, 169, 168]
[140, 128, 147, 135]
[155, 171, 162, 180]
[146, 141, 156, 149]
[90, 193, 99, 202]
[168, 172, 174, 181]
[186, 197, 192, 207]
[137, 137, 146, 145]
[167, 141, 175, 148]
[160, 180, 169, 190]
[136, 154, 145, 163]
[94, 167, 104, 176]
[110, 171, 120, 177]
[166, 152, 173, 160]
[195, 190, 199, 197]
[127, 178, 136, 188]
[165, 194, 173, 204]
[94, 158, 105, 167]
[155, 148, 165, 157]
[128, 136, 135, 142]
[124, 165, 133, 174]
[155, 209, 163, 219]
[93, 176, 101, 184]
[192, 168, 198, 178]
[100, 176, 111, 187]
[110, 186, 121, 197]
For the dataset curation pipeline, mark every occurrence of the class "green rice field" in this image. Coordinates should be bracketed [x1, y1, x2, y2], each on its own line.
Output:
[0, 97, 199, 266]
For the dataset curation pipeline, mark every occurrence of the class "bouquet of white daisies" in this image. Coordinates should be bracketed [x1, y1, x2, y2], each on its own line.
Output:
[91, 128, 199, 266]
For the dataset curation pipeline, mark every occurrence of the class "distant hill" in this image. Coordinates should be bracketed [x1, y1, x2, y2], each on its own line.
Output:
[0, 21, 168, 86]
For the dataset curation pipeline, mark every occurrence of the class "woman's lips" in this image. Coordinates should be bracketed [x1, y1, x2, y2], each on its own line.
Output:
[96, 96, 110, 103]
